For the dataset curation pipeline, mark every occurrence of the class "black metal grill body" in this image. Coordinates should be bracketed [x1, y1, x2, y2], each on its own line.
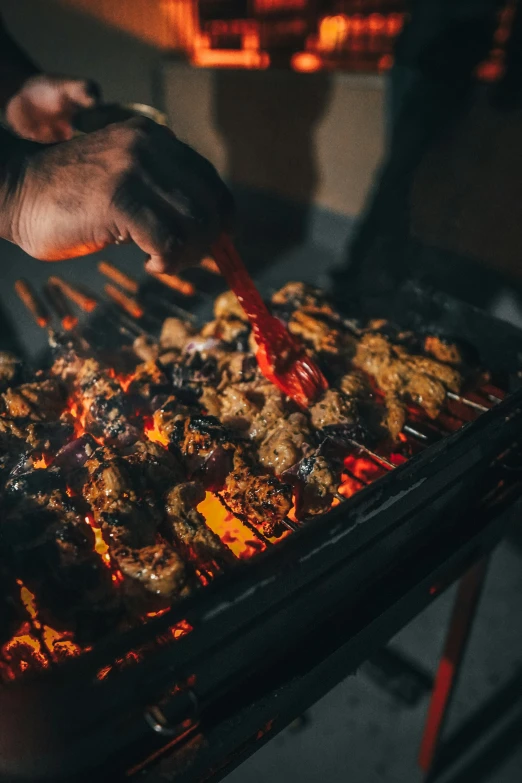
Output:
[0, 284, 521, 783]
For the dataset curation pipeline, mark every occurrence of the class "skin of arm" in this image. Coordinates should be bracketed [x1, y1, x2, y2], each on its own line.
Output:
[0, 119, 233, 272]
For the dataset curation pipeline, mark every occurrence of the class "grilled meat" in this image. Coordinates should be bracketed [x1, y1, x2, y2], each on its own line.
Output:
[310, 389, 356, 430]
[132, 335, 160, 363]
[353, 333, 462, 421]
[160, 317, 195, 352]
[112, 542, 188, 602]
[284, 452, 338, 518]
[222, 447, 293, 537]
[83, 446, 189, 604]
[213, 290, 248, 322]
[153, 400, 292, 536]
[2, 466, 119, 639]
[258, 412, 311, 473]
[123, 439, 185, 495]
[164, 481, 235, 570]
[75, 358, 139, 446]
[0, 379, 65, 421]
[424, 336, 463, 365]
[0, 352, 23, 391]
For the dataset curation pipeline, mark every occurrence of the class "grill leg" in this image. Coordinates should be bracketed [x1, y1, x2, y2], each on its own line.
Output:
[418, 557, 490, 779]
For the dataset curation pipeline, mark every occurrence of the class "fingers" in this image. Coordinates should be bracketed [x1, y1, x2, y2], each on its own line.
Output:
[121, 120, 233, 271]
[62, 78, 101, 108]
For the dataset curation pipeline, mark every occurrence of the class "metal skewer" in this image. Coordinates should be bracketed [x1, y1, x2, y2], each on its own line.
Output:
[14, 279, 50, 329]
[104, 283, 144, 319]
[98, 261, 139, 295]
[215, 494, 273, 547]
[43, 282, 79, 331]
[347, 439, 395, 470]
[446, 391, 489, 413]
[48, 276, 97, 313]
[283, 516, 300, 532]
[147, 269, 196, 297]
[141, 292, 197, 323]
[403, 424, 429, 441]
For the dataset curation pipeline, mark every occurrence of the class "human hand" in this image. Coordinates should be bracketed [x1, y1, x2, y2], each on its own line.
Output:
[0, 118, 232, 272]
[5, 74, 99, 143]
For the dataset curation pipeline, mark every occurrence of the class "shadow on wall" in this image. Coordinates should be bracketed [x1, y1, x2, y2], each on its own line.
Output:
[213, 69, 333, 260]
[2, 0, 164, 106]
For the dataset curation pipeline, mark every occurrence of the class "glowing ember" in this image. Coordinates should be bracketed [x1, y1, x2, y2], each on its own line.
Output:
[145, 417, 169, 447]
[32, 454, 50, 469]
[198, 492, 265, 559]
[85, 515, 111, 566]
[0, 581, 83, 680]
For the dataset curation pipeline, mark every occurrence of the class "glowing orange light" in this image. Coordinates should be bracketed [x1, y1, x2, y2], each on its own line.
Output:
[192, 48, 270, 69]
[291, 52, 322, 72]
[145, 418, 169, 447]
[197, 492, 264, 559]
[33, 454, 50, 469]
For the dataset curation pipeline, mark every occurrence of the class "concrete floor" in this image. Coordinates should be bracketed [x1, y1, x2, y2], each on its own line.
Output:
[222, 528, 522, 783]
[0, 209, 521, 783]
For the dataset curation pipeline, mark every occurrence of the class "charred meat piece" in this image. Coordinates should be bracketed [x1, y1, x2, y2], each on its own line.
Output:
[160, 317, 196, 352]
[112, 542, 188, 603]
[200, 316, 249, 348]
[132, 335, 160, 363]
[258, 412, 311, 474]
[75, 359, 139, 446]
[213, 290, 248, 322]
[164, 481, 235, 571]
[283, 452, 338, 518]
[424, 336, 463, 365]
[219, 385, 259, 433]
[222, 447, 293, 537]
[126, 360, 169, 401]
[310, 389, 357, 430]
[123, 439, 185, 495]
[287, 310, 348, 357]
[0, 379, 65, 421]
[2, 467, 119, 640]
[83, 446, 190, 604]
[0, 352, 23, 391]
[83, 446, 159, 548]
[154, 401, 292, 536]
[271, 282, 335, 319]
[354, 333, 462, 422]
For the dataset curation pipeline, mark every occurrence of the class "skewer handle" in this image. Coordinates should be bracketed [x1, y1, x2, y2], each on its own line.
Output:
[48, 276, 97, 313]
[44, 282, 79, 331]
[104, 283, 144, 319]
[98, 261, 139, 295]
[14, 279, 50, 328]
[147, 270, 195, 297]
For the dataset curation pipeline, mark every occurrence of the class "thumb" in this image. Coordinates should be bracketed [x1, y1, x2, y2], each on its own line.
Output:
[63, 78, 101, 108]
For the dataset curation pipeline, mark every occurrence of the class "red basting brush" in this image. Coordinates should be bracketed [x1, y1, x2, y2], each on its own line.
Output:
[211, 233, 328, 408]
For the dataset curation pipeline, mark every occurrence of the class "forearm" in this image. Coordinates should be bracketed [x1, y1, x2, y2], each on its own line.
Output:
[0, 17, 40, 108]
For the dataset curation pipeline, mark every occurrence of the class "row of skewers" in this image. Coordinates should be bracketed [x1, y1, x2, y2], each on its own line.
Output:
[0, 265, 499, 658]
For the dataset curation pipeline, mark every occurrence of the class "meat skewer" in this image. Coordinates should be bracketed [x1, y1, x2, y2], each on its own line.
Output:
[48, 276, 98, 314]
[212, 235, 329, 408]
[98, 261, 139, 294]
[14, 279, 50, 329]
[44, 282, 79, 331]
[104, 283, 144, 320]
[147, 270, 196, 297]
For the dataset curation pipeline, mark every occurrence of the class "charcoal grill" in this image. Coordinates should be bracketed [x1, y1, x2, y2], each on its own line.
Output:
[1, 278, 522, 783]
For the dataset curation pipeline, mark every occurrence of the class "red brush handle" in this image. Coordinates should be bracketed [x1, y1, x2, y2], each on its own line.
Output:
[211, 234, 279, 351]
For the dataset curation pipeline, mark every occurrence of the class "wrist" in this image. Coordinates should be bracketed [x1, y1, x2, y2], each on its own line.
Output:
[0, 126, 39, 244]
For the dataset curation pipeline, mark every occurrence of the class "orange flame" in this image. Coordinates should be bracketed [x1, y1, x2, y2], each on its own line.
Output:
[197, 492, 265, 559]
[144, 417, 169, 447]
